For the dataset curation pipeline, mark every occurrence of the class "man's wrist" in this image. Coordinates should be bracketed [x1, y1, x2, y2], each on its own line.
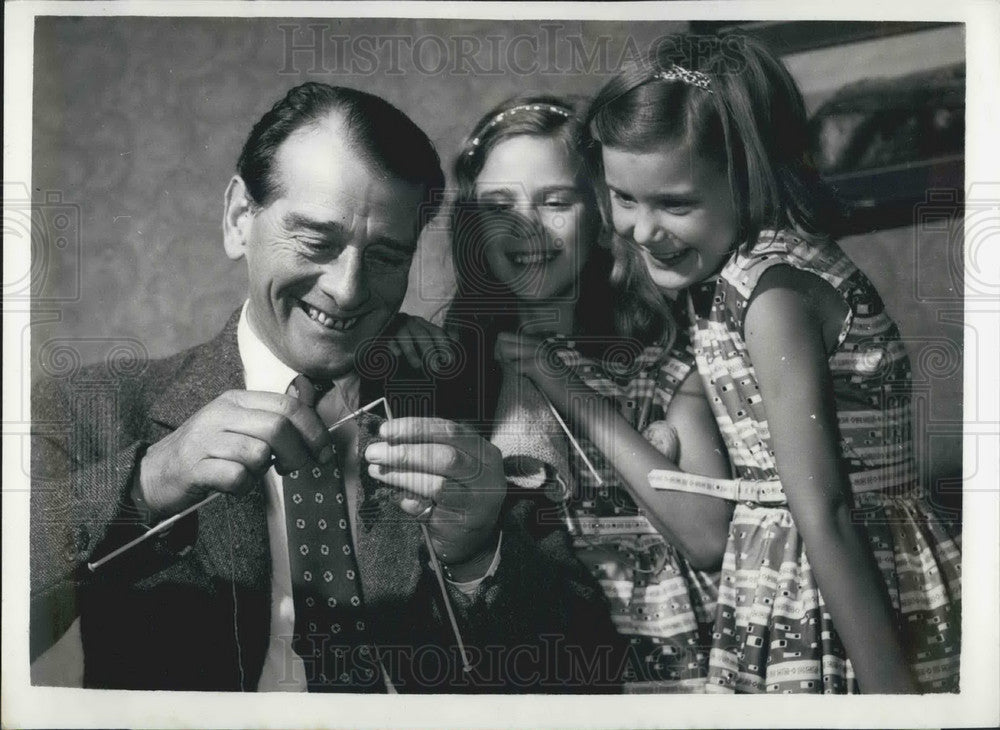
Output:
[129, 477, 158, 527]
[131, 452, 165, 526]
[439, 527, 502, 583]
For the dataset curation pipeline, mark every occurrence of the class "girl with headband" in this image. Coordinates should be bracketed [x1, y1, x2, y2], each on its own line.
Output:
[393, 94, 735, 692]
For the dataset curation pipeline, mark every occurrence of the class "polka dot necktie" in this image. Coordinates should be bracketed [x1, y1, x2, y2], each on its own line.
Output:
[284, 374, 379, 692]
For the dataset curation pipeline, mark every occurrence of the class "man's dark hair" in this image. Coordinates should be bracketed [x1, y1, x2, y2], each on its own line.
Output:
[237, 82, 446, 226]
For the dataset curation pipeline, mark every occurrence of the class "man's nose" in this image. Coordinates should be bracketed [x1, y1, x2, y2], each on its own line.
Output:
[317, 246, 370, 311]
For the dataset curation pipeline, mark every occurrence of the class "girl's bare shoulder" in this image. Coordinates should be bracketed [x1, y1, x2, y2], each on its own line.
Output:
[748, 263, 849, 352]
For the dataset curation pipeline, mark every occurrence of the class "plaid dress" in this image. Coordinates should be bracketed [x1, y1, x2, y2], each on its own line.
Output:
[551, 327, 720, 693]
[671, 230, 962, 693]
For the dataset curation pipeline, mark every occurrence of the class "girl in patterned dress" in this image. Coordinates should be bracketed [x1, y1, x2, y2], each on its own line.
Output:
[536, 316, 729, 692]
[581, 37, 962, 693]
[393, 95, 734, 691]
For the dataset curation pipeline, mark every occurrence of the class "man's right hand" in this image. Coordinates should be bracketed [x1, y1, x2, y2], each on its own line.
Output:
[136, 390, 333, 520]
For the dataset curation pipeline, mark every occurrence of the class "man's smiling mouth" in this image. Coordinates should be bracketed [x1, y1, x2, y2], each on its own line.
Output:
[301, 302, 360, 331]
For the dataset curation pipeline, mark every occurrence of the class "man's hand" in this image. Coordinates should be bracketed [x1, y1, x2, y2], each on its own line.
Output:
[363, 417, 506, 568]
[137, 390, 333, 520]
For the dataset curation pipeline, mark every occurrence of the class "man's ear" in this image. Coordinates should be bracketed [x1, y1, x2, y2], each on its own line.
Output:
[223, 175, 256, 261]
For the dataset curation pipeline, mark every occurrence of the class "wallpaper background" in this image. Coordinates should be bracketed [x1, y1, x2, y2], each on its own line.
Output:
[30, 17, 686, 354]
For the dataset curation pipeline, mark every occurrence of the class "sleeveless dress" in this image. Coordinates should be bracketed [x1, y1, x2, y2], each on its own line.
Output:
[654, 230, 961, 693]
[551, 327, 721, 693]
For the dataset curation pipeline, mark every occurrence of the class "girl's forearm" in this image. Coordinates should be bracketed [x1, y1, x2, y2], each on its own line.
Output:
[796, 504, 918, 693]
[556, 385, 732, 569]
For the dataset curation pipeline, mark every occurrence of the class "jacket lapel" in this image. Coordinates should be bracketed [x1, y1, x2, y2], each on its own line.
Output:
[148, 311, 245, 430]
[356, 502, 423, 614]
[354, 373, 424, 612]
[147, 310, 270, 591]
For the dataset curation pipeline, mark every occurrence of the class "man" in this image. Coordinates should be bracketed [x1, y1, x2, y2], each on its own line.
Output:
[30, 83, 622, 693]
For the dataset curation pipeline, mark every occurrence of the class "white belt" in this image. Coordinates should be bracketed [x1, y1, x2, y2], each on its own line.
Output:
[648, 470, 788, 505]
[648, 466, 917, 506]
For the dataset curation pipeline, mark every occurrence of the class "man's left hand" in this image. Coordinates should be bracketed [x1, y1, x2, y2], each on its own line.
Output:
[363, 417, 505, 568]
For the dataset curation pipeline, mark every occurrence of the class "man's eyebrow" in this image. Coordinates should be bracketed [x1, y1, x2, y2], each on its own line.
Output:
[283, 213, 416, 251]
[283, 213, 349, 238]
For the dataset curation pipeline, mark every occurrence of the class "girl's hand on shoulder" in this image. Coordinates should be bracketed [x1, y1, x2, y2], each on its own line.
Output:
[494, 331, 580, 407]
[494, 331, 546, 377]
[660, 369, 731, 479]
[386, 313, 457, 373]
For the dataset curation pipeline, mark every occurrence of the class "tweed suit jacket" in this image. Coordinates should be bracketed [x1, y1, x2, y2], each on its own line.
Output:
[30, 311, 624, 693]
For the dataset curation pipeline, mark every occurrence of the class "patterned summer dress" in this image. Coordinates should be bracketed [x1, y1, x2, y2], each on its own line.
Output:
[656, 230, 961, 693]
[552, 326, 720, 693]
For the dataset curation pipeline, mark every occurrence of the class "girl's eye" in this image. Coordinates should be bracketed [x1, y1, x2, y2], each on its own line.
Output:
[610, 190, 636, 209]
[661, 203, 693, 216]
[542, 196, 573, 209]
[478, 199, 513, 213]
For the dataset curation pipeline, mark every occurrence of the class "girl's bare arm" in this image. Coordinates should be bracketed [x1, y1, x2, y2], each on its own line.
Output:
[744, 265, 917, 694]
[496, 333, 733, 569]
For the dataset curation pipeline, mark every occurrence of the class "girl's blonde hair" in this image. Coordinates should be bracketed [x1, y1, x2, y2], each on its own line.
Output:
[445, 95, 616, 425]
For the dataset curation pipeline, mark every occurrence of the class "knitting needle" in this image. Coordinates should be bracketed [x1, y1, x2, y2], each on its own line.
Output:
[379, 398, 472, 673]
[325, 397, 389, 434]
[88, 397, 393, 572]
[87, 491, 222, 572]
[536, 390, 604, 487]
[421, 523, 473, 673]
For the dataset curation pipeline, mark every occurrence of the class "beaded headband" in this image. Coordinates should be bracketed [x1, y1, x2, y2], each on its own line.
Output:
[653, 64, 713, 93]
[466, 103, 573, 156]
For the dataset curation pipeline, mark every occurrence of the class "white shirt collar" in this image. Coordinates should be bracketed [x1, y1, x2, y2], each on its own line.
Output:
[236, 301, 360, 407]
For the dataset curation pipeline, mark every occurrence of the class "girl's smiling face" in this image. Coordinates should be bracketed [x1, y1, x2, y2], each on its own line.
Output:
[473, 135, 597, 302]
[602, 141, 739, 292]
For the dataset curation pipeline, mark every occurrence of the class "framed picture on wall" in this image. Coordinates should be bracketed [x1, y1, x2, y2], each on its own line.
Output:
[690, 21, 965, 233]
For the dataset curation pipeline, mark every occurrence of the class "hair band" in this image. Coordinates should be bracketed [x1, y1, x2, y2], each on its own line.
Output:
[466, 103, 573, 156]
[653, 64, 713, 93]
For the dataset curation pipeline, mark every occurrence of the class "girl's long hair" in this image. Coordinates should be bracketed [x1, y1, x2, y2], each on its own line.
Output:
[445, 95, 616, 426]
[584, 35, 844, 344]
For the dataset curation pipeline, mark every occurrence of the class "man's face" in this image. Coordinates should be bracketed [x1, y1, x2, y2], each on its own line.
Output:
[225, 116, 425, 380]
